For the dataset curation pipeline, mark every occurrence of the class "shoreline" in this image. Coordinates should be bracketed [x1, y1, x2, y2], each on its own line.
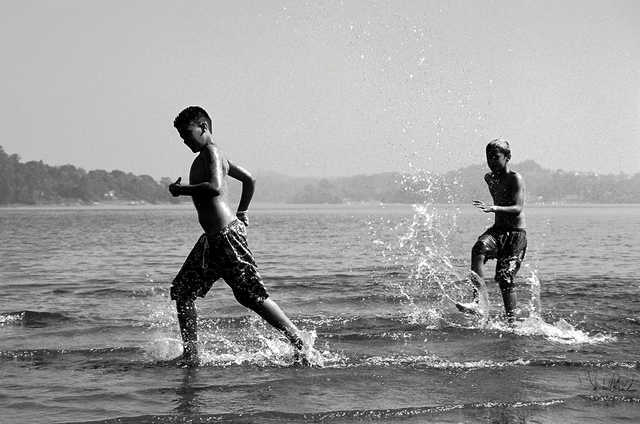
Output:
[1, 201, 640, 211]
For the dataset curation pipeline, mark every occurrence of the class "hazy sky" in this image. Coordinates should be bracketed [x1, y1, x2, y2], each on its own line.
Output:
[1, 0, 638, 179]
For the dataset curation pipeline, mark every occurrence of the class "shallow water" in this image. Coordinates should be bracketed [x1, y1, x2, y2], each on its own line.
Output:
[1, 204, 639, 423]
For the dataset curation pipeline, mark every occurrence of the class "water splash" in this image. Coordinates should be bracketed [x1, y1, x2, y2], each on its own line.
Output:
[144, 312, 342, 367]
[374, 177, 613, 344]
[144, 336, 183, 361]
[485, 272, 614, 345]
[197, 319, 341, 367]
[371, 196, 472, 328]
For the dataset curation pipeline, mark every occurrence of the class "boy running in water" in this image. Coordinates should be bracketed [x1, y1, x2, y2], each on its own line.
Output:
[168, 106, 306, 366]
[456, 139, 527, 321]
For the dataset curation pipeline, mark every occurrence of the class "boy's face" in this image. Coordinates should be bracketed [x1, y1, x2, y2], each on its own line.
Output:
[177, 122, 207, 153]
[486, 148, 508, 173]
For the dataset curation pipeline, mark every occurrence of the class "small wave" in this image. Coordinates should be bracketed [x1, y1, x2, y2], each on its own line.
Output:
[0, 310, 72, 327]
[582, 394, 640, 403]
[485, 316, 615, 345]
[626, 316, 640, 326]
[309, 352, 638, 371]
[87, 398, 567, 423]
[299, 314, 421, 332]
[530, 359, 639, 370]
[78, 286, 169, 298]
[0, 346, 140, 362]
[359, 354, 530, 370]
[349, 354, 638, 371]
[310, 399, 566, 422]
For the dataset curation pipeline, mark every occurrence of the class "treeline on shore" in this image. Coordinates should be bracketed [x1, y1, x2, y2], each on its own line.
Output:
[0, 146, 176, 205]
[1, 146, 638, 205]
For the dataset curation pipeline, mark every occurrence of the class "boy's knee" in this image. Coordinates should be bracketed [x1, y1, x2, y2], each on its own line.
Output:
[175, 298, 196, 314]
[496, 258, 521, 291]
[472, 240, 488, 257]
[496, 272, 516, 295]
[232, 289, 267, 309]
[234, 292, 252, 308]
[171, 284, 197, 304]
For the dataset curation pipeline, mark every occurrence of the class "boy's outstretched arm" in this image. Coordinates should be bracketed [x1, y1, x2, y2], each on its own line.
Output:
[228, 160, 255, 225]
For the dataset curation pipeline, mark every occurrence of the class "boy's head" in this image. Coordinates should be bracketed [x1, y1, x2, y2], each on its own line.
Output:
[486, 138, 511, 173]
[174, 106, 213, 152]
[173, 106, 212, 132]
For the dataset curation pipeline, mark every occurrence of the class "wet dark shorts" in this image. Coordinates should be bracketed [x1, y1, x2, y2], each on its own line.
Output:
[473, 226, 527, 288]
[170, 220, 269, 307]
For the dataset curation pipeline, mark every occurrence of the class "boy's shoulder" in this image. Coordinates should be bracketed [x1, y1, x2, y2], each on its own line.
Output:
[199, 143, 225, 160]
[507, 170, 525, 186]
[484, 170, 524, 185]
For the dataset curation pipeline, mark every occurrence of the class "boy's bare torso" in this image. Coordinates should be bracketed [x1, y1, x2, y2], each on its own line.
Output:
[485, 170, 526, 229]
[189, 147, 235, 234]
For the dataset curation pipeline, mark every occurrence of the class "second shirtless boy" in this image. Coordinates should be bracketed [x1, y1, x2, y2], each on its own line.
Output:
[457, 139, 527, 321]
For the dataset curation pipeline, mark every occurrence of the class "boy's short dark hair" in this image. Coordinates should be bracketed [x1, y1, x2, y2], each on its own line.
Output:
[486, 138, 511, 160]
[174, 106, 212, 131]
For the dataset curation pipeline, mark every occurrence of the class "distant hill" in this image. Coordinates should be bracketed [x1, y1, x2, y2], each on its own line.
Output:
[1, 146, 639, 205]
[252, 160, 640, 204]
[0, 146, 176, 205]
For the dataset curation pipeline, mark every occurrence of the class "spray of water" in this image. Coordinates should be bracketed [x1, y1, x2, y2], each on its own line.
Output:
[488, 271, 614, 344]
[374, 171, 613, 344]
[370, 170, 476, 328]
[140, 274, 340, 366]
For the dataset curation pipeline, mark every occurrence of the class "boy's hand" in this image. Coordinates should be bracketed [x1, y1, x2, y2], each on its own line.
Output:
[169, 177, 182, 197]
[236, 210, 249, 226]
[473, 200, 495, 213]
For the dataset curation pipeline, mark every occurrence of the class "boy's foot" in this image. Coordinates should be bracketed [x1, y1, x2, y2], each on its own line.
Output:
[293, 349, 311, 367]
[455, 271, 489, 316]
[455, 301, 484, 316]
[290, 334, 311, 366]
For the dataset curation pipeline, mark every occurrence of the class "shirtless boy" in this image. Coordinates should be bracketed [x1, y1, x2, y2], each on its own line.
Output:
[168, 106, 305, 366]
[456, 139, 527, 321]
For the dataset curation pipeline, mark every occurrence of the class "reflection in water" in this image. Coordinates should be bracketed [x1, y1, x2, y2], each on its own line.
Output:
[174, 368, 203, 415]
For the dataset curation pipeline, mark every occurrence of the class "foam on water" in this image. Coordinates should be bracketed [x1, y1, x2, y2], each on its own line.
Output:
[143, 310, 342, 368]
[484, 272, 614, 345]
[0, 310, 71, 326]
[138, 274, 341, 367]
[144, 336, 183, 361]
[360, 354, 530, 369]
[197, 322, 336, 367]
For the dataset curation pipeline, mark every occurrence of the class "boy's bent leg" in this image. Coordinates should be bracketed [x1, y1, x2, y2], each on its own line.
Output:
[218, 222, 306, 353]
[250, 298, 304, 350]
[470, 252, 487, 295]
[176, 298, 200, 366]
[455, 269, 489, 316]
[471, 231, 496, 284]
[495, 257, 523, 322]
[455, 242, 491, 316]
[498, 282, 517, 322]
